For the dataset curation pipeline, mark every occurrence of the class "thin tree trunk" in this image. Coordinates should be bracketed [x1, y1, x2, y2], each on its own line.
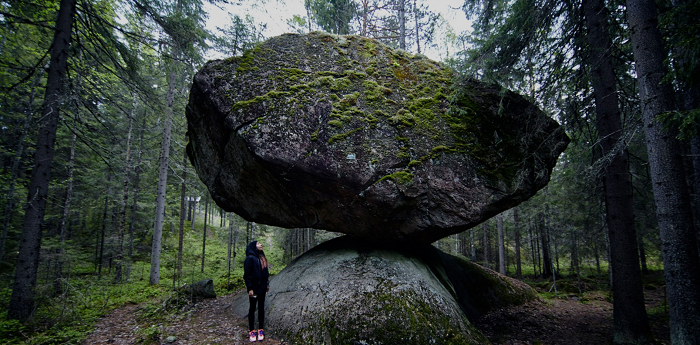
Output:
[115, 115, 133, 283]
[8, 0, 77, 321]
[0, 68, 43, 265]
[627, 0, 700, 343]
[150, 68, 176, 285]
[528, 222, 537, 277]
[539, 213, 552, 278]
[98, 173, 112, 277]
[398, 0, 406, 50]
[54, 132, 76, 294]
[227, 214, 233, 273]
[127, 118, 144, 281]
[177, 138, 187, 279]
[413, 0, 420, 54]
[514, 207, 522, 278]
[482, 222, 489, 267]
[497, 214, 506, 275]
[470, 228, 475, 261]
[233, 218, 239, 270]
[637, 226, 648, 274]
[191, 196, 197, 231]
[201, 193, 209, 273]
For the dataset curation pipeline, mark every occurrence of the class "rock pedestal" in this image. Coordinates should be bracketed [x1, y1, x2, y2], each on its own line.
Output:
[231, 237, 536, 345]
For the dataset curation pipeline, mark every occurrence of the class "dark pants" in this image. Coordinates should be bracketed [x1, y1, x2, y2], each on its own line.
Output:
[248, 292, 266, 331]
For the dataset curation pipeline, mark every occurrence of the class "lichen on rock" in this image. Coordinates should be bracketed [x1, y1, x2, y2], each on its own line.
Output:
[186, 32, 569, 243]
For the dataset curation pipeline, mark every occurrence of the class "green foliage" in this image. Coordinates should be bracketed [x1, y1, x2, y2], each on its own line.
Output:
[136, 324, 161, 344]
[212, 14, 266, 56]
[305, 0, 357, 35]
[657, 109, 700, 140]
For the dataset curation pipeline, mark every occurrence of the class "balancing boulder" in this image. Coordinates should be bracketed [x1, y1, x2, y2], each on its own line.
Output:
[186, 32, 569, 243]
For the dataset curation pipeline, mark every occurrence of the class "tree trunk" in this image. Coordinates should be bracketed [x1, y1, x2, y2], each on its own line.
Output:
[398, 0, 406, 50]
[627, 0, 700, 342]
[191, 196, 197, 231]
[98, 173, 112, 277]
[513, 207, 522, 278]
[177, 138, 187, 279]
[540, 214, 553, 278]
[482, 222, 489, 267]
[497, 213, 506, 275]
[583, 0, 652, 340]
[637, 227, 648, 274]
[201, 193, 209, 273]
[469, 227, 475, 261]
[115, 118, 133, 283]
[8, 0, 77, 320]
[413, 0, 420, 54]
[0, 68, 43, 265]
[227, 214, 233, 273]
[150, 68, 176, 285]
[126, 118, 145, 281]
[528, 222, 537, 277]
[53, 132, 77, 294]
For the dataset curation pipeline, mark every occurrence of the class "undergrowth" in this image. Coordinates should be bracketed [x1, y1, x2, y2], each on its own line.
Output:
[0, 213, 287, 345]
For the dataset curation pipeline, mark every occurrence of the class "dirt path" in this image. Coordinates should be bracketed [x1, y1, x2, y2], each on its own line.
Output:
[83, 289, 670, 345]
[83, 292, 285, 345]
[475, 289, 670, 345]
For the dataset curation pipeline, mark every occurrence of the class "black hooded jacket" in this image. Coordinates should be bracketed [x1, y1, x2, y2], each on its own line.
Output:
[243, 241, 270, 295]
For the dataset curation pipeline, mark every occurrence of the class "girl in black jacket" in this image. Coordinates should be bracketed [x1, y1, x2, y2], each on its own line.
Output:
[244, 241, 269, 342]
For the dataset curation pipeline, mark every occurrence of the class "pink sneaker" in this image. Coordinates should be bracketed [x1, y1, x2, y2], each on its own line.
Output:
[257, 329, 264, 341]
[249, 330, 257, 342]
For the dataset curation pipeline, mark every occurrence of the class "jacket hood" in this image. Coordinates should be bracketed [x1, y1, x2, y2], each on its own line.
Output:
[246, 241, 259, 257]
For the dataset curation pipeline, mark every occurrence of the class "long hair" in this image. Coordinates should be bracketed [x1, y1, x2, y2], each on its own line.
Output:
[257, 242, 268, 269]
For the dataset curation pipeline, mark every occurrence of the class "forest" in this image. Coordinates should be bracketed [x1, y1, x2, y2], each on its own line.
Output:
[0, 0, 699, 344]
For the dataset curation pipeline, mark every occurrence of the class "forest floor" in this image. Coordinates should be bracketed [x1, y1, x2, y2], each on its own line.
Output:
[82, 283, 670, 345]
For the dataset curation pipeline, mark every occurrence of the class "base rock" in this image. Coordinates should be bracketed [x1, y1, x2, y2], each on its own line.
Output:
[232, 236, 535, 344]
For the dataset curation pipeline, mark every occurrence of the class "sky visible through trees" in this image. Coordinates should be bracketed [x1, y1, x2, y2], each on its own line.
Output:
[202, 0, 471, 60]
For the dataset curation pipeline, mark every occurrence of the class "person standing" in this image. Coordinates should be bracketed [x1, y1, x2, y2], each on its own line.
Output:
[244, 241, 269, 342]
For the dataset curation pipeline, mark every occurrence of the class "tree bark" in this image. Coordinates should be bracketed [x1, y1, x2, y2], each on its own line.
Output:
[627, 0, 700, 343]
[413, 0, 420, 54]
[398, 0, 406, 50]
[227, 214, 233, 273]
[54, 132, 77, 294]
[150, 68, 176, 285]
[177, 138, 187, 279]
[540, 214, 553, 278]
[98, 173, 113, 277]
[201, 193, 209, 273]
[8, 0, 77, 320]
[127, 118, 145, 281]
[482, 222, 489, 267]
[115, 116, 133, 283]
[513, 207, 522, 278]
[0, 68, 43, 265]
[497, 213, 506, 275]
[583, 0, 651, 341]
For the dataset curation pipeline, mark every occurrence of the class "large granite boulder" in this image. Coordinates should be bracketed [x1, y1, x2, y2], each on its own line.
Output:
[186, 32, 569, 243]
[231, 236, 536, 344]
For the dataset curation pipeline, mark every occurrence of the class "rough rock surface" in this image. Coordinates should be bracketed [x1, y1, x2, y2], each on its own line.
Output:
[186, 32, 569, 243]
[230, 236, 535, 344]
